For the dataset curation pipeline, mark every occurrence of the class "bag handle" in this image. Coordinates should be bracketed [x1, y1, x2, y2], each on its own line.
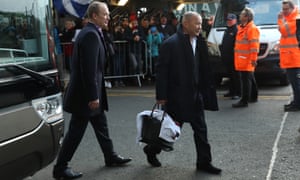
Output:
[150, 103, 166, 122]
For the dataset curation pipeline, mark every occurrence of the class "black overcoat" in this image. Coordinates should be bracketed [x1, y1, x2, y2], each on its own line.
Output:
[156, 27, 218, 123]
[220, 24, 237, 64]
[63, 23, 108, 117]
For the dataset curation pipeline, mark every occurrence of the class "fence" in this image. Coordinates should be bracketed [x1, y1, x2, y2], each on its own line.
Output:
[60, 40, 149, 87]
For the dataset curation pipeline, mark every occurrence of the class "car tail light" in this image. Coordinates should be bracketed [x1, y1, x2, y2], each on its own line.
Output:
[32, 93, 63, 123]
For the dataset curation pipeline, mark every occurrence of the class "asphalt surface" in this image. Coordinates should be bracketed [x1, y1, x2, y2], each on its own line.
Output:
[27, 81, 300, 180]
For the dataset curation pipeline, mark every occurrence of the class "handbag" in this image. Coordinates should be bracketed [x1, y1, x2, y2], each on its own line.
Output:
[139, 104, 175, 151]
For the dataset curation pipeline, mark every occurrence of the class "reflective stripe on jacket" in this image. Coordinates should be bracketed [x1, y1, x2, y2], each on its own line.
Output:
[278, 8, 300, 68]
[234, 21, 260, 71]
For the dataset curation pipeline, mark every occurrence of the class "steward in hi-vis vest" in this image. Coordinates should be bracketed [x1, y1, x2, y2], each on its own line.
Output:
[232, 7, 259, 108]
[234, 21, 260, 71]
[278, 0, 300, 112]
[278, 5, 300, 68]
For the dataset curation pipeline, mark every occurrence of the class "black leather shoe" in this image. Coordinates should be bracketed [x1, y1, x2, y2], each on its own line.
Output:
[249, 98, 258, 103]
[284, 103, 295, 108]
[232, 101, 248, 108]
[197, 163, 222, 174]
[53, 167, 83, 180]
[284, 105, 300, 112]
[105, 155, 132, 167]
[224, 92, 233, 97]
[231, 95, 240, 100]
[143, 147, 161, 167]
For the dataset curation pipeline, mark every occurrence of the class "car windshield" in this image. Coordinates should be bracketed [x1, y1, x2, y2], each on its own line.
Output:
[214, 0, 282, 27]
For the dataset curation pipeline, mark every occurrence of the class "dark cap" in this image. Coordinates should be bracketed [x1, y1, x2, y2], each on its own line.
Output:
[227, 13, 237, 20]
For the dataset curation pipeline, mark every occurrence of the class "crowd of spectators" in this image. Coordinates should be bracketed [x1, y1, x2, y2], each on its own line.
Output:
[57, 10, 213, 87]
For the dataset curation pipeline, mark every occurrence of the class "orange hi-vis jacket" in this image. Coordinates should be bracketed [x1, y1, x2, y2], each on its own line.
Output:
[278, 8, 300, 69]
[234, 21, 260, 72]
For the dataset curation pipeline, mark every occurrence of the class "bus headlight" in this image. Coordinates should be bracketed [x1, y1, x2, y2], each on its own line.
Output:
[32, 93, 63, 123]
[269, 41, 280, 55]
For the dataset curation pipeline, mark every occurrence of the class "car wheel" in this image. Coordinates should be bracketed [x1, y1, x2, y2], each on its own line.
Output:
[280, 75, 289, 86]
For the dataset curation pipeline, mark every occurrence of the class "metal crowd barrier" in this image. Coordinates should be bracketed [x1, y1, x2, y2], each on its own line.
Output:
[104, 40, 148, 87]
[58, 42, 73, 85]
[60, 40, 148, 87]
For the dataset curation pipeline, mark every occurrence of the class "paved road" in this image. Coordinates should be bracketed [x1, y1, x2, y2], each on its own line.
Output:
[28, 82, 300, 180]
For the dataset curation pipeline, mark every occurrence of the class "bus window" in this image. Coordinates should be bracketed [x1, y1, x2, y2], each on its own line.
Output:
[0, 0, 54, 72]
[0, 1, 64, 179]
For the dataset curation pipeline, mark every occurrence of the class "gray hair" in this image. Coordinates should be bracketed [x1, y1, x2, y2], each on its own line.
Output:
[87, 1, 107, 19]
[241, 7, 254, 22]
[282, 0, 295, 9]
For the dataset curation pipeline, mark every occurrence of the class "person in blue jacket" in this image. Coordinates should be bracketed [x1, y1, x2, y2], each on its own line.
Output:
[147, 26, 162, 78]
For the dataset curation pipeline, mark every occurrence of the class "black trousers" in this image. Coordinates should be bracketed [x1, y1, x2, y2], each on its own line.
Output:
[240, 71, 258, 103]
[225, 61, 241, 96]
[55, 112, 115, 169]
[146, 100, 212, 165]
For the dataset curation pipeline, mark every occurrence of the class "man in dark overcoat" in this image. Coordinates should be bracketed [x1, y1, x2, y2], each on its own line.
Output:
[220, 13, 241, 99]
[53, 2, 131, 179]
[143, 11, 221, 175]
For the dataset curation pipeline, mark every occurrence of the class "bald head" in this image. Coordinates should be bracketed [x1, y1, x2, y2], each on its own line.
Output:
[182, 11, 202, 38]
[182, 11, 202, 24]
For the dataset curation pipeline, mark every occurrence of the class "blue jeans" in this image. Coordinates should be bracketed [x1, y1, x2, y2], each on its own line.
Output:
[286, 68, 300, 107]
[113, 52, 125, 76]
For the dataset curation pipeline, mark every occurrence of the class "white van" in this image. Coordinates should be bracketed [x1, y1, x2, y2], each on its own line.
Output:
[207, 0, 299, 85]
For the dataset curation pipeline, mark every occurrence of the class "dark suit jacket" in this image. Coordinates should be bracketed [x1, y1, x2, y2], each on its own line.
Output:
[156, 26, 218, 123]
[63, 22, 108, 117]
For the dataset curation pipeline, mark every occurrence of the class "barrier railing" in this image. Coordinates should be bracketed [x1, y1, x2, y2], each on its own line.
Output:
[60, 40, 148, 87]
[104, 40, 148, 87]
